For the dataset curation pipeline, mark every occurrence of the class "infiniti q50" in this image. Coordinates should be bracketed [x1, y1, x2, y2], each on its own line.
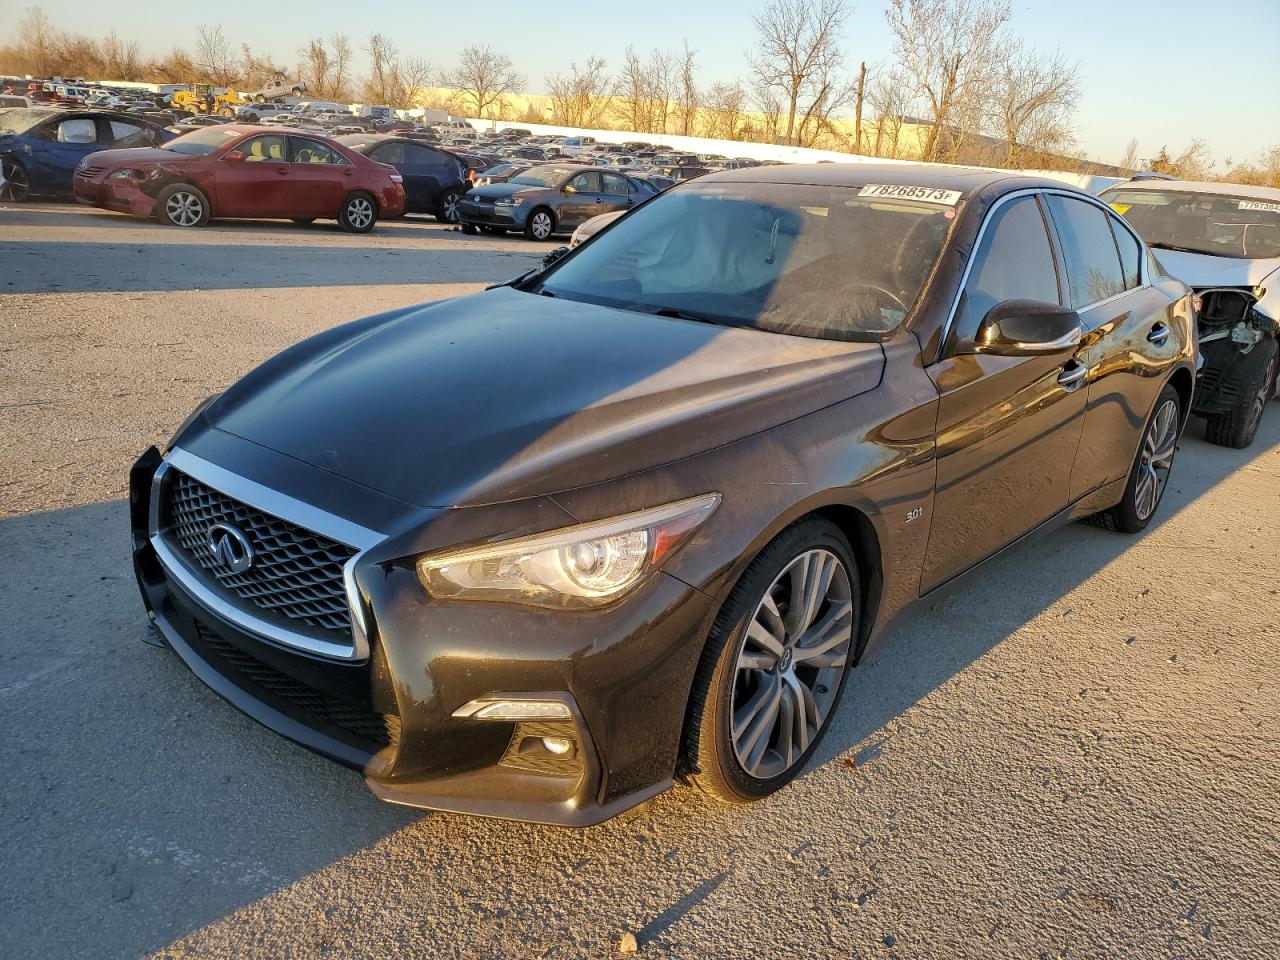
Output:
[131, 164, 1196, 825]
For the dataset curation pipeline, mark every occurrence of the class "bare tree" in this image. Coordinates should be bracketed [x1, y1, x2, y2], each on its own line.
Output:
[1117, 137, 1139, 172]
[749, 0, 851, 145]
[852, 60, 867, 152]
[194, 24, 236, 86]
[1222, 145, 1280, 188]
[17, 7, 56, 76]
[702, 81, 748, 139]
[440, 45, 525, 119]
[612, 46, 674, 133]
[676, 43, 699, 136]
[547, 57, 612, 127]
[990, 42, 1080, 166]
[298, 36, 353, 100]
[362, 34, 428, 108]
[241, 44, 286, 86]
[864, 65, 913, 158]
[885, 0, 1010, 162]
[1148, 141, 1213, 180]
[329, 33, 353, 100]
[101, 31, 142, 80]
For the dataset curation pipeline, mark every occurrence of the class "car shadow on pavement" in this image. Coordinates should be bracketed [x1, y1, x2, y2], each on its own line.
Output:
[0, 419, 1275, 958]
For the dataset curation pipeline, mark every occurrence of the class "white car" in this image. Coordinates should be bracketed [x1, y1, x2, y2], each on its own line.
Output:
[1103, 179, 1280, 448]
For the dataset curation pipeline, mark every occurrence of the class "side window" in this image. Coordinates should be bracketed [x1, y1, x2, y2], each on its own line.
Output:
[1046, 195, 1126, 307]
[601, 172, 632, 195]
[290, 138, 347, 164]
[56, 118, 99, 143]
[1109, 216, 1142, 289]
[108, 120, 150, 147]
[957, 196, 1061, 343]
[406, 144, 445, 169]
[371, 142, 406, 165]
[241, 135, 287, 162]
[568, 172, 601, 193]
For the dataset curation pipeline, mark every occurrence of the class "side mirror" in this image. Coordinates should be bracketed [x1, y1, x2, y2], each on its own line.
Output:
[542, 246, 569, 268]
[223, 150, 245, 162]
[974, 299, 1082, 356]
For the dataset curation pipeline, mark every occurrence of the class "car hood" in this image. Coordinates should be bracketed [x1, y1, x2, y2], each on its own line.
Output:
[84, 147, 187, 167]
[1154, 249, 1280, 288]
[467, 181, 544, 201]
[208, 287, 884, 508]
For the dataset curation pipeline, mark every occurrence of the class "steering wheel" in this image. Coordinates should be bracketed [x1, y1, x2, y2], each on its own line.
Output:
[840, 281, 910, 315]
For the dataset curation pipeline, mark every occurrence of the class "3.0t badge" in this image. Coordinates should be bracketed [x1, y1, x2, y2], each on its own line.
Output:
[206, 523, 254, 574]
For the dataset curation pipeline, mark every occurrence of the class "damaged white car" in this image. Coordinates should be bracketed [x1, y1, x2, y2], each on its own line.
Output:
[1102, 180, 1280, 448]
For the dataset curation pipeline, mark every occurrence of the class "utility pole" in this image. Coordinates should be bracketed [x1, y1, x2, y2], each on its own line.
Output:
[853, 61, 866, 154]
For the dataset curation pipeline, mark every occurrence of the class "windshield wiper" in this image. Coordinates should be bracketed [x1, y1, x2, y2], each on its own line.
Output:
[1148, 241, 1210, 255]
[650, 306, 735, 327]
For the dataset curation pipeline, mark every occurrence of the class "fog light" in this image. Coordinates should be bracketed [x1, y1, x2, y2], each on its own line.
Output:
[452, 697, 572, 721]
[541, 736, 573, 755]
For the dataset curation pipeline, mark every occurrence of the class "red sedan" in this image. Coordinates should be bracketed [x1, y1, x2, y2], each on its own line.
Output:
[73, 124, 405, 232]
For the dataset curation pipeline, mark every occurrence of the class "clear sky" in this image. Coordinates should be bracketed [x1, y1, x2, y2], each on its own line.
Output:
[16, 0, 1279, 167]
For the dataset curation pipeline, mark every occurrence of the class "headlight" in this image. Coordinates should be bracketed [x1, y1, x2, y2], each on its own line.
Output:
[108, 168, 145, 180]
[494, 196, 524, 207]
[417, 494, 720, 610]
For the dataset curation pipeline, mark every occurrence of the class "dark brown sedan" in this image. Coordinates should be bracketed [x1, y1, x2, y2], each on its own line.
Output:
[131, 164, 1195, 825]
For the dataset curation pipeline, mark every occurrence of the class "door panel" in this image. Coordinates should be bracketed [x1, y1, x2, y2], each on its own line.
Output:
[921, 193, 1087, 592]
[287, 136, 350, 216]
[216, 135, 294, 216]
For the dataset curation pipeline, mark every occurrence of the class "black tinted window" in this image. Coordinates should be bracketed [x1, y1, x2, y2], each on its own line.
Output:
[1110, 217, 1142, 289]
[1047, 196, 1125, 307]
[406, 144, 445, 167]
[958, 196, 1060, 341]
[371, 141, 405, 165]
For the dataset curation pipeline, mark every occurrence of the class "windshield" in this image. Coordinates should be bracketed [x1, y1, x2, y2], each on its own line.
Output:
[509, 165, 576, 187]
[1105, 188, 1280, 260]
[162, 127, 243, 156]
[533, 181, 957, 341]
[0, 109, 48, 135]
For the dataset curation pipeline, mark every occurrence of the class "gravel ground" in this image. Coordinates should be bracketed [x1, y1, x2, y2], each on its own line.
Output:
[1, 203, 1277, 959]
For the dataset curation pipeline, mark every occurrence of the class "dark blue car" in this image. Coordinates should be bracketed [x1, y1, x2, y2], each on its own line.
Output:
[0, 109, 169, 201]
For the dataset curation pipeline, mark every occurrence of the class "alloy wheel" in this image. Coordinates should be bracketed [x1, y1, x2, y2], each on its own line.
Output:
[1248, 355, 1277, 433]
[1135, 398, 1179, 521]
[0, 160, 30, 201]
[347, 197, 373, 230]
[530, 211, 553, 240]
[442, 193, 460, 222]
[165, 191, 203, 227]
[730, 549, 853, 780]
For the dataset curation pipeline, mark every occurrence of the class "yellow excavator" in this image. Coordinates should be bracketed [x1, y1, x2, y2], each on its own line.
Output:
[170, 84, 246, 118]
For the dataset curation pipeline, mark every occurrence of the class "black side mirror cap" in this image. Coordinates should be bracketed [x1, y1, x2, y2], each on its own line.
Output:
[975, 299, 1082, 356]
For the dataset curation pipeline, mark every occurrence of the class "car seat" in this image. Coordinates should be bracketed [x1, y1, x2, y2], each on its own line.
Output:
[246, 139, 267, 162]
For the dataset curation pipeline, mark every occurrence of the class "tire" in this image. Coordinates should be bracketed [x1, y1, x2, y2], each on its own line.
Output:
[524, 206, 555, 241]
[0, 158, 30, 201]
[338, 192, 377, 233]
[155, 183, 210, 228]
[459, 222, 478, 235]
[291, 87, 303, 96]
[291, 217, 315, 224]
[1085, 382, 1182, 533]
[218, 107, 234, 118]
[254, 94, 265, 103]
[683, 517, 859, 803]
[435, 189, 462, 224]
[1204, 338, 1278, 449]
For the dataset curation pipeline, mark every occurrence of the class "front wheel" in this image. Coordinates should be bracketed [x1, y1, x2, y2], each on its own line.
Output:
[683, 518, 859, 803]
[1086, 382, 1181, 533]
[0, 158, 30, 201]
[155, 184, 210, 227]
[459, 222, 478, 235]
[435, 189, 461, 224]
[524, 207, 555, 241]
[338, 192, 377, 233]
[1204, 339, 1277, 449]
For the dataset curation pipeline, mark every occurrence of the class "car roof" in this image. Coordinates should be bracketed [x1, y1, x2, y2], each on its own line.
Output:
[1103, 178, 1280, 201]
[704, 161, 1048, 194]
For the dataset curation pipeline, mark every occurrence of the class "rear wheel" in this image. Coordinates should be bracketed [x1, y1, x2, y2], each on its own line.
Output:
[683, 518, 858, 802]
[524, 206, 555, 241]
[1086, 382, 1181, 533]
[1204, 338, 1277, 449]
[155, 184, 209, 228]
[0, 158, 30, 201]
[435, 189, 462, 224]
[338, 192, 377, 233]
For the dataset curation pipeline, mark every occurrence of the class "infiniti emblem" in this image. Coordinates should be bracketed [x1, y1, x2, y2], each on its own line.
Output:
[206, 523, 254, 574]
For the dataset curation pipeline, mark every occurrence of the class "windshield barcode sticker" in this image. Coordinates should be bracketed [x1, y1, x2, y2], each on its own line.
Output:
[859, 184, 962, 205]
[1237, 200, 1280, 213]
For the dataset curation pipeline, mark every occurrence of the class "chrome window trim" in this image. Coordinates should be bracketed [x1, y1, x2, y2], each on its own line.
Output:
[937, 187, 1154, 362]
[148, 448, 382, 662]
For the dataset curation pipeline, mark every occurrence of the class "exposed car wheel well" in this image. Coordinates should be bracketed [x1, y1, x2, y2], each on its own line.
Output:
[1168, 366, 1193, 421]
[812, 505, 882, 658]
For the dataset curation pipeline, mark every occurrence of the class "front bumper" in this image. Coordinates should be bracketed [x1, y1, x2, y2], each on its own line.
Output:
[457, 199, 526, 228]
[73, 174, 157, 218]
[130, 445, 715, 825]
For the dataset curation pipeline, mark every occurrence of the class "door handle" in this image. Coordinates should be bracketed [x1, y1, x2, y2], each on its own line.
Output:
[1147, 322, 1170, 346]
[1058, 360, 1088, 391]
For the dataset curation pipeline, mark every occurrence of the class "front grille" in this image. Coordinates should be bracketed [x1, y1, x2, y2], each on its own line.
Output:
[194, 620, 399, 751]
[76, 164, 103, 179]
[164, 470, 356, 635]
